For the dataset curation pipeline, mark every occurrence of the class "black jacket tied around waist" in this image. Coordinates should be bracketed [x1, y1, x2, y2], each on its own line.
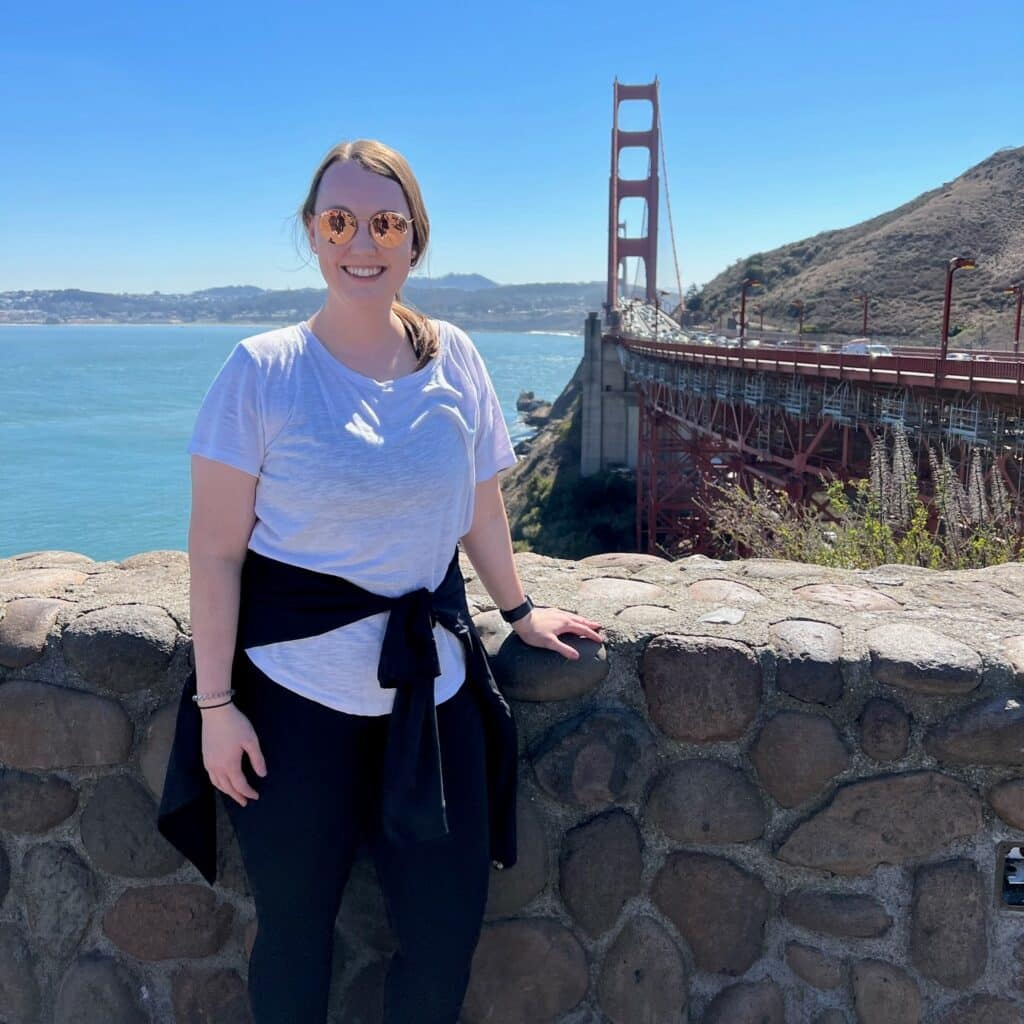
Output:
[156, 546, 519, 885]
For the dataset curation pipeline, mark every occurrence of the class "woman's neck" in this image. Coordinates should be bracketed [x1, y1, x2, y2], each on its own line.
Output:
[310, 295, 406, 355]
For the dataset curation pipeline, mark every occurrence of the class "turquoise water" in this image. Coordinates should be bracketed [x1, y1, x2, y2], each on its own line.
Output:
[0, 324, 582, 561]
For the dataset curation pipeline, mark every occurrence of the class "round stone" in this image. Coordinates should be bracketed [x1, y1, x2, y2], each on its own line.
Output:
[770, 619, 844, 704]
[559, 809, 642, 937]
[650, 852, 769, 975]
[485, 792, 549, 918]
[641, 635, 761, 742]
[988, 779, 1024, 828]
[0, 766, 79, 833]
[999, 635, 1024, 683]
[578, 552, 670, 570]
[596, 916, 688, 1024]
[489, 632, 608, 702]
[23, 842, 95, 958]
[101, 884, 233, 960]
[866, 623, 982, 695]
[926, 695, 1024, 765]
[793, 583, 901, 611]
[859, 698, 910, 762]
[138, 699, 178, 800]
[702, 978, 785, 1023]
[910, 859, 987, 988]
[462, 918, 588, 1024]
[169, 967, 251, 1024]
[0, 567, 89, 600]
[782, 890, 892, 938]
[0, 922, 41, 1022]
[80, 774, 183, 877]
[645, 759, 766, 843]
[749, 711, 850, 808]
[63, 604, 179, 692]
[531, 708, 655, 809]
[617, 604, 679, 624]
[785, 941, 845, 990]
[578, 575, 671, 608]
[53, 952, 148, 1024]
[337, 852, 396, 954]
[777, 771, 982, 875]
[0, 597, 65, 668]
[687, 578, 767, 605]
[851, 960, 920, 1024]
[0, 680, 132, 770]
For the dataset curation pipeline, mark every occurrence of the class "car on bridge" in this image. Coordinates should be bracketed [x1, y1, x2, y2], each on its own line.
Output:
[841, 339, 893, 357]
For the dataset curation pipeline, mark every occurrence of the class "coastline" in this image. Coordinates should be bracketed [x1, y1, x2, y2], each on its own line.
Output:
[0, 320, 583, 334]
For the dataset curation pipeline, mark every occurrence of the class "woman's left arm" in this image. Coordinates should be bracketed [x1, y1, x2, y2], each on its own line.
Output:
[460, 476, 605, 660]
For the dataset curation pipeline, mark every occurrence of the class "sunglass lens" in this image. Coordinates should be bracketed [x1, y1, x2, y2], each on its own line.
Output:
[322, 210, 356, 245]
[371, 212, 410, 247]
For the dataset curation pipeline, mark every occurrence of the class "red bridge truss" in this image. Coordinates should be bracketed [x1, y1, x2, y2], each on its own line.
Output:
[617, 317, 1024, 555]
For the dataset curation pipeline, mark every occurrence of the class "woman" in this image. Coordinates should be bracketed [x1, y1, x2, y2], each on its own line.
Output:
[166, 139, 604, 1024]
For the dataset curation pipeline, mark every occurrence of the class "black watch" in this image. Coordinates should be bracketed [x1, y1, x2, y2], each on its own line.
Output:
[500, 595, 534, 624]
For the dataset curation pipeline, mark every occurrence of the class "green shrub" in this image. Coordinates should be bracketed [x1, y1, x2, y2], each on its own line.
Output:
[695, 422, 1024, 569]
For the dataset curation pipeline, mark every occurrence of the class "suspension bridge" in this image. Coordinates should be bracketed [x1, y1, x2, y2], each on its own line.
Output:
[581, 79, 1024, 556]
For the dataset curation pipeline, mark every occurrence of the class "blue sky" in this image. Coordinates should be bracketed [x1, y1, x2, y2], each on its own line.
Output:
[3, 1, 1021, 295]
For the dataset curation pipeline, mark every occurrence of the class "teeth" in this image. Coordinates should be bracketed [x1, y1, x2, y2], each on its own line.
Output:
[344, 266, 384, 278]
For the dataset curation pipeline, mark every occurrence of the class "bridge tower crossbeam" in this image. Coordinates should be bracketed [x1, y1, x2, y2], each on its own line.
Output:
[606, 80, 660, 312]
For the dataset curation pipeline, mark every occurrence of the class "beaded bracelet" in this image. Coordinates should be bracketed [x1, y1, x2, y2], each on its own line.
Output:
[192, 687, 236, 705]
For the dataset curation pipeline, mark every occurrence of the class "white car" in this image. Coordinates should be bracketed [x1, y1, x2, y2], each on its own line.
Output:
[841, 339, 892, 357]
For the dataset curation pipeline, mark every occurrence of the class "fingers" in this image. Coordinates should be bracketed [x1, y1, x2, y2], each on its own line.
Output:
[229, 767, 261, 803]
[210, 770, 254, 808]
[209, 750, 265, 807]
[553, 640, 581, 660]
[245, 740, 268, 779]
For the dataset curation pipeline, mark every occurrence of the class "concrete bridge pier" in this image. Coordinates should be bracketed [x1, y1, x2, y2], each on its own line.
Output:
[580, 312, 638, 475]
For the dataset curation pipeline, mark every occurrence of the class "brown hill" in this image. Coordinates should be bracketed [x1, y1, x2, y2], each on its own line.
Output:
[697, 146, 1024, 344]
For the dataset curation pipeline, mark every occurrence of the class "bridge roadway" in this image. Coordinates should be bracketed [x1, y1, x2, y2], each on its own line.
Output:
[615, 337, 1024, 400]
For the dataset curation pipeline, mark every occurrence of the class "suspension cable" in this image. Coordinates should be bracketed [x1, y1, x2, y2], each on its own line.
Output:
[657, 100, 684, 314]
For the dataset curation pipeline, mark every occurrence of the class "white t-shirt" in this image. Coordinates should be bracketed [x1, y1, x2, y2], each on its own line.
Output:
[186, 317, 519, 715]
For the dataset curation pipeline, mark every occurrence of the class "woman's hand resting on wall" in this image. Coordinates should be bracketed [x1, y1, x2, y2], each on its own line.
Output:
[510, 606, 604, 659]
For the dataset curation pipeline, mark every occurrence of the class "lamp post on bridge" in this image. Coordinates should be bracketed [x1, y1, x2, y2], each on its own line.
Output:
[1003, 282, 1023, 355]
[940, 256, 976, 359]
[855, 292, 869, 335]
[739, 278, 762, 347]
[791, 299, 805, 339]
[654, 289, 671, 345]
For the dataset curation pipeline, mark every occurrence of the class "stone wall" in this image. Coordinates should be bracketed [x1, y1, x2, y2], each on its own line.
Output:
[2, 548, 1024, 1024]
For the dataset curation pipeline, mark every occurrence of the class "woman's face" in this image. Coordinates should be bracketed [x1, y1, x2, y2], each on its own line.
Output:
[307, 159, 414, 307]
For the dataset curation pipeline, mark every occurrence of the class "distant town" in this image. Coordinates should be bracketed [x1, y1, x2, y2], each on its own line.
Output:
[0, 275, 638, 334]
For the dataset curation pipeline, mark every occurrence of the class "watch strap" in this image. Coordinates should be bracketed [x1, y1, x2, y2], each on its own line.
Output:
[500, 595, 534, 624]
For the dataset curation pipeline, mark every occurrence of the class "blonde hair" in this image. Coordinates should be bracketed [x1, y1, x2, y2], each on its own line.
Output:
[299, 139, 438, 365]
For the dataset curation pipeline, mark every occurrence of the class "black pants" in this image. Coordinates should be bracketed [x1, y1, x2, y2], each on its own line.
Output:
[221, 656, 491, 1024]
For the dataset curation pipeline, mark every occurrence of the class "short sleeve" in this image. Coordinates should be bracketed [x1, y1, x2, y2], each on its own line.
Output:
[469, 343, 519, 483]
[186, 343, 265, 477]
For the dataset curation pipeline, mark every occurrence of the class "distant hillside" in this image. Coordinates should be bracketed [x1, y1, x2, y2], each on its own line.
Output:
[407, 273, 498, 291]
[697, 146, 1024, 342]
[0, 279, 607, 333]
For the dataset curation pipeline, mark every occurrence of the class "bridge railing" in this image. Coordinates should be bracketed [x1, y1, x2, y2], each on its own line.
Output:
[617, 337, 1024, 399]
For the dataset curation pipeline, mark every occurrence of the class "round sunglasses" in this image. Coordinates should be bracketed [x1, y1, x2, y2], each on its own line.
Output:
[316, 207, 414, 248]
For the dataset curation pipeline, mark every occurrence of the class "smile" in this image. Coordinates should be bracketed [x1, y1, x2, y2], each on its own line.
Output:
[343, 266, 385, 278]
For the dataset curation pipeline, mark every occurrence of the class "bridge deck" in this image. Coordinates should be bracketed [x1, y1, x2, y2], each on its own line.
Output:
[617, 336, 1024, 399]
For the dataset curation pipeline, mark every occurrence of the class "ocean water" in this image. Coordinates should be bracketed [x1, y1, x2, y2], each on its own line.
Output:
[0, 323, 582, 562]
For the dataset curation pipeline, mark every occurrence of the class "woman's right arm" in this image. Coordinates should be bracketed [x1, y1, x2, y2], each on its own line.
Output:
[188, 453, 267, 807]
